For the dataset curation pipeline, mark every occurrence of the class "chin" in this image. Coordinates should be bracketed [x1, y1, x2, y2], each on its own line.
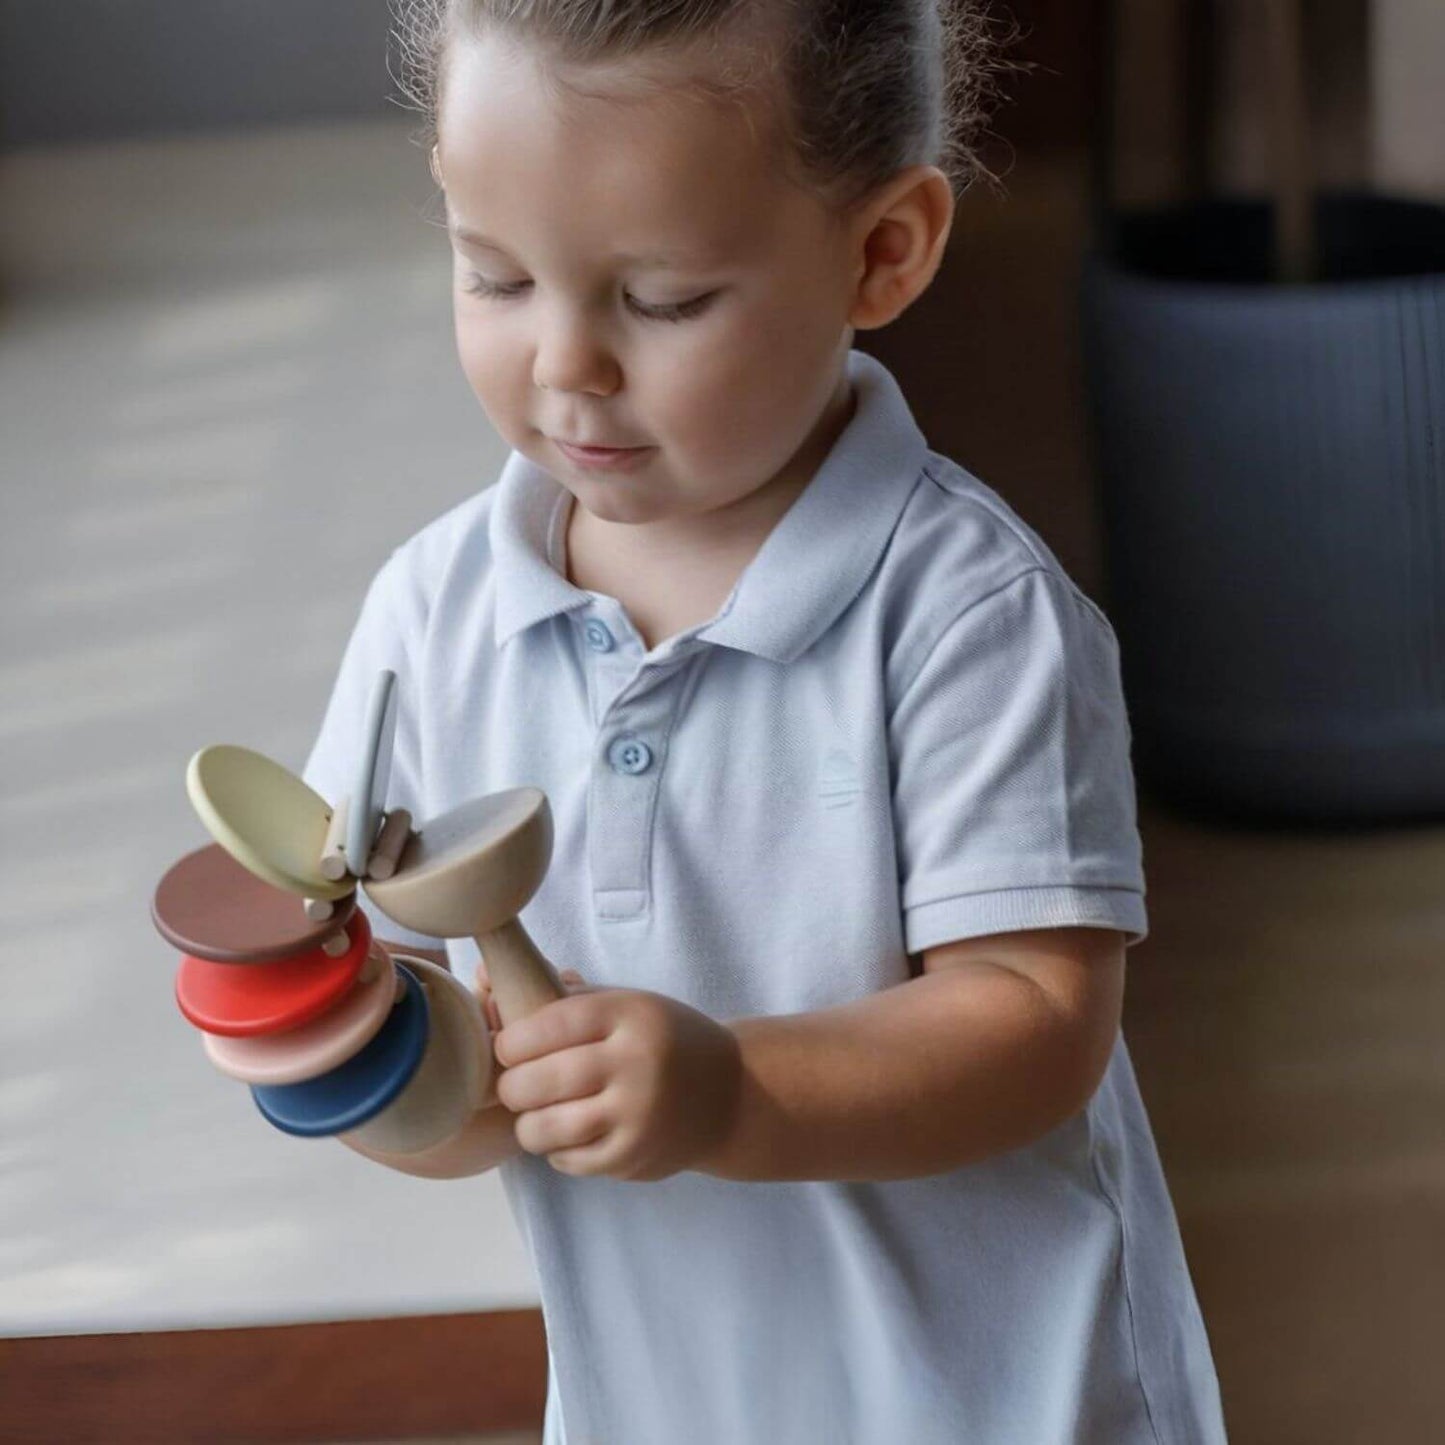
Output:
[572, 489, 667, 525]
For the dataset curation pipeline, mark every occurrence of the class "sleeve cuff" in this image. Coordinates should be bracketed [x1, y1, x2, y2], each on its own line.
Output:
[905, 885, 1149, 954]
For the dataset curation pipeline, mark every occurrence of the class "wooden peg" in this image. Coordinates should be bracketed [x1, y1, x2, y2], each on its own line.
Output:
[321, 929, 350, 958]
[366, 808, 413, 881]
[303, 896, 335, 922]
[319, 796, 352, 881]
[359, 944, 387, 985]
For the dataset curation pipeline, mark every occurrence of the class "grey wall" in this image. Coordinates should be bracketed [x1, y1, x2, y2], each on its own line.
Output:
[0, 0, 400, 147]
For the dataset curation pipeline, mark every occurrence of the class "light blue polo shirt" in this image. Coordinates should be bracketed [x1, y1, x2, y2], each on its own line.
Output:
[304, 348, 1225, 1443]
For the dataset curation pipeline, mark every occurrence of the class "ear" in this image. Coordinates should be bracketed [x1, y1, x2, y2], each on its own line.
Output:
[429, 143, 444, 188]
[845, 165, 955, 331]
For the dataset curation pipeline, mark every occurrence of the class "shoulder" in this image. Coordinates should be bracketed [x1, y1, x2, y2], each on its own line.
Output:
[385, 483, 499, 590]
[362, 483, 500, 628]
[879, 453, 1118, 693]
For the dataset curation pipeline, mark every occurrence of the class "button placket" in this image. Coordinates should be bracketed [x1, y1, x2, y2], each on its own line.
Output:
[589, 679, 678, 921]
[579, 609, 642, 725]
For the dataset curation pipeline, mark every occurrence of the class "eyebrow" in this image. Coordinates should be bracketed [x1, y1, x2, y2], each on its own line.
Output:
[448, 226, 718, 271]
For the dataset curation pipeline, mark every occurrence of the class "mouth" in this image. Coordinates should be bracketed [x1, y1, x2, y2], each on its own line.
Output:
[555, 437, 647, 452]
[552, 438, 654, 472]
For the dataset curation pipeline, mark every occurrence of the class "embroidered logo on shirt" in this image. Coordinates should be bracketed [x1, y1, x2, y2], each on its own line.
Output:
[818, 747, 861, 810]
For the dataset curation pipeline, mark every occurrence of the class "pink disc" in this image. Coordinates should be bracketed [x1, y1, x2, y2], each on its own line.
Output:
[200, 949, 400, 1084]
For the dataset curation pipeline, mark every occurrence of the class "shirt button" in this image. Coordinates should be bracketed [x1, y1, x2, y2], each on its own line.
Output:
[584, 620, 615, 653]
[607, 736, 653, 775]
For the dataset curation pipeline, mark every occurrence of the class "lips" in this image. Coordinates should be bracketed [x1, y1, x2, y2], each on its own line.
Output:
[553, 438, 654, 472]
[556, 439, 644, 452]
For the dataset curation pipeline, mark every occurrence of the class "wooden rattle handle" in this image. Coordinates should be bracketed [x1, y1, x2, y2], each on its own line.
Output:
[473, 915, 565, 1025]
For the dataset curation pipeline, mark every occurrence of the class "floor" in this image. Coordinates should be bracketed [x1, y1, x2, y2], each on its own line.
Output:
[2, 117, 1443, 1444]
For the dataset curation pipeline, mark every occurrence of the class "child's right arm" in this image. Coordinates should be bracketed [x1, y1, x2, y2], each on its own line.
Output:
[338, 1098, 524, 1178]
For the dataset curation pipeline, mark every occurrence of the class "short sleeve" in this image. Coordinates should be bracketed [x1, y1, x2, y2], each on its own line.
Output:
[302, 549, 444, 953]
[889, 566, 1148, 955]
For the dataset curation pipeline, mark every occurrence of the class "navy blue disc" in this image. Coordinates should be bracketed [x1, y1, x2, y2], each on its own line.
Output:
[251, 964, 429, 1138]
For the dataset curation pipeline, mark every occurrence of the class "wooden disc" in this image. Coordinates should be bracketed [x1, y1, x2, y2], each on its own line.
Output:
[364, 787, 551, 939]
[152, 843, 358, 964]
[175, 910, 372, 1038]
[389, 954, 493, 1111]
[251, 963, 429, 1138]
[186, 744, 352, 901]
[200, 950, 398, 1084]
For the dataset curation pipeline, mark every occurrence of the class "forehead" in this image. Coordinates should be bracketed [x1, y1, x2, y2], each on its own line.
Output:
[436, 29, 795, 260]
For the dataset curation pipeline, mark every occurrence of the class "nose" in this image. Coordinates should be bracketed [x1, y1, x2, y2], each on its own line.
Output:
[532, 306, 621, 397]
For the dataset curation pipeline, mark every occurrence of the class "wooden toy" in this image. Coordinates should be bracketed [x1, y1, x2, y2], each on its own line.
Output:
[336, 956, 488, 1154]
[248, 956, 490, 1154]
[346, 669, 398, 878]
[175, 911, 373, 1037]
[252, 963, 430, 1139]
[187, 744, 353, 902]
[365, 807, 411, 881]
[319, 797, 351, 881]
[200, 952, 400, 1085]
[153, 668, 566, 1170]
[388, 954, 496, 1110]
[364, 788, 565, 1027]
[152, 842, 357, 964]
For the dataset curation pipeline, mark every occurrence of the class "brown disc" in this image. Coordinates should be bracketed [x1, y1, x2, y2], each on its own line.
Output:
[152, 842, 358, 963]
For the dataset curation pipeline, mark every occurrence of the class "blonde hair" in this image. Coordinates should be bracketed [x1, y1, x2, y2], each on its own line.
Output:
[390, 0, 1015, 214]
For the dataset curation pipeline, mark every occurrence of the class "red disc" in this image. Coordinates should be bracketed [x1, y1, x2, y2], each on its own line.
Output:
[175, 911, 373, 1038]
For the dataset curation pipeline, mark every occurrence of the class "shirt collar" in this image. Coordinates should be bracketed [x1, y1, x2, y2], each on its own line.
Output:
[490, 347, 928, 663]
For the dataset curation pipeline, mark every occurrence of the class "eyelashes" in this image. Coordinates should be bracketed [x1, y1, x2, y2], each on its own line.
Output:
[460, 274, 717, 324]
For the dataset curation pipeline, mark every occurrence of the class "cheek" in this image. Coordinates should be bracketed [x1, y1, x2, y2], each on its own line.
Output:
[673, 305, 830, 444]
[453, 306, 509, 402]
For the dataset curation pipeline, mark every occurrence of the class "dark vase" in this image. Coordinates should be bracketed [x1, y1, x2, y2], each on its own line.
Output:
[1081, 192, 1445, 824]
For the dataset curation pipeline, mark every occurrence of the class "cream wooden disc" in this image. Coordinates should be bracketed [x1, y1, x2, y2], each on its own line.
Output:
[389, 954, 494, 1109]
[186, 744, 351, 902]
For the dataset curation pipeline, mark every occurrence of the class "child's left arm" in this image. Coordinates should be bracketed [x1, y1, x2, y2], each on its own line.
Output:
[488, 924, 1123, 1183]
[700, 923, 1125, 1181]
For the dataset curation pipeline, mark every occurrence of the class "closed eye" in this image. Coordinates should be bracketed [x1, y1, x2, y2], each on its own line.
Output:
[460, 274, 718, 323]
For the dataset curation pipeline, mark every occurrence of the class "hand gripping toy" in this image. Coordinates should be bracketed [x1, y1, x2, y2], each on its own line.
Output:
[150, 670, 566, 1175]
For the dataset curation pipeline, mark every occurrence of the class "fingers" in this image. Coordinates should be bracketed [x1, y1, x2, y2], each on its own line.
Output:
[512, 1096, 613, 1160]
[496, 1041, 610, 1114]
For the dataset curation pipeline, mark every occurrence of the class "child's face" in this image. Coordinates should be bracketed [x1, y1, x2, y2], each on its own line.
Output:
[435, 30, 860, 528]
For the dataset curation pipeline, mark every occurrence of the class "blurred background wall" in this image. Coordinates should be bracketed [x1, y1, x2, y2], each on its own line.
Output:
[0, 1, 397, 144]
